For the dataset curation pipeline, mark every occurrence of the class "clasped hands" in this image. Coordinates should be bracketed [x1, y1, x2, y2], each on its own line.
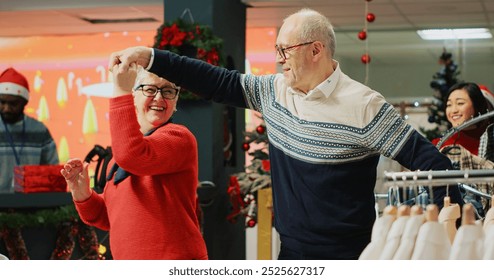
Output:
[108, 46, 153, 96]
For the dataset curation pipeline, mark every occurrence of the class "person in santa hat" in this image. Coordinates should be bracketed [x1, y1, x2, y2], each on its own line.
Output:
[0, 67, 59, 192]
[479, 84, 494, 111]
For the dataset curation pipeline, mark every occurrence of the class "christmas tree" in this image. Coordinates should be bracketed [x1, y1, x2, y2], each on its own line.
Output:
[226, 119, 270, 228]
[420, 49, 461, 140]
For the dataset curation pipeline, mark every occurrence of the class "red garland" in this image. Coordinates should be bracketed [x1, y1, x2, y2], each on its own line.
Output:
[1, 227, 29, 259]
[1, 221, 101, 260]
[226, 176, 246, 223]
[50, 221, 76, 260]
[76, 221, 100, 260]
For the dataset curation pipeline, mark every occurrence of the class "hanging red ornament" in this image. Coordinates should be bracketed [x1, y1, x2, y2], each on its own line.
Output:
[261, 159, 271, 172]
[247, 218, 257, 227]
[366, 13, 376, 22]
[358, 30, 367, 40]
[242, 142, 250, 151]
[256, 125, 266, 134]
[361, 54, 371, 64]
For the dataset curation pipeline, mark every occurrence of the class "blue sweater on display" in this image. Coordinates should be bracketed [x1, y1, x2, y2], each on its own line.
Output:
[149, 49, 463, 259]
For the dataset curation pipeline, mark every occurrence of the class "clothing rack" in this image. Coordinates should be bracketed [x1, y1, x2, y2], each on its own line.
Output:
[383, 169, 494, 188]
[435, 110, 494, 149]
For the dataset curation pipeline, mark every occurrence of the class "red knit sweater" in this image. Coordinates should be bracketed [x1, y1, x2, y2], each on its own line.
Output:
[74, 95, 207, 260]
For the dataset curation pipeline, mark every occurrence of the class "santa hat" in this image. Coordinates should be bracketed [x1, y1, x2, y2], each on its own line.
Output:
[479, 84, 494, 108]
[0, 67, 30, 101]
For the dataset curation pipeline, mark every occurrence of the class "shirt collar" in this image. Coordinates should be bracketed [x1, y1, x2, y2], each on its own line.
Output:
[287, 60, 341, 100]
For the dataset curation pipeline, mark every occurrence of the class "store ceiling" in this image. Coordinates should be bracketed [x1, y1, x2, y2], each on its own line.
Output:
[0, 0, 493, 64]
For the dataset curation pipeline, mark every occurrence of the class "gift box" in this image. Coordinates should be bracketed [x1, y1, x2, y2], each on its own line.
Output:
[14, 165, 67, 193]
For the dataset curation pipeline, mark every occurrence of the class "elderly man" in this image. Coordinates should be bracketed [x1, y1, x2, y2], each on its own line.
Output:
[108, 8, 463, 259]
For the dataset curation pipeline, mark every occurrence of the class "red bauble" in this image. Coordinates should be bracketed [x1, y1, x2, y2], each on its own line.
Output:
[361, 54, 371, 64]
[256, 125, 266, 134]
[358, 31, 367, 40]
[247, 218, 257, 227]
[366, 13, 376, 22]
[261, 159, 271, 172]
[242, 142, 250, 151]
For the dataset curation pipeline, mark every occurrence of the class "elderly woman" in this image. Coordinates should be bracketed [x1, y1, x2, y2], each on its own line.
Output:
[61, 64, 207, 260]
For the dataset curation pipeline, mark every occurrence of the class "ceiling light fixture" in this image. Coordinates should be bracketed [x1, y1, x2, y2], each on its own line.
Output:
[417, 28, 492, 40]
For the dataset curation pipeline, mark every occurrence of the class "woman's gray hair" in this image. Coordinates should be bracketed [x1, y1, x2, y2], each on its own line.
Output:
[133, 66, 178, 91]
[285, 8, 336, 57]
[133, 65, 147, 89]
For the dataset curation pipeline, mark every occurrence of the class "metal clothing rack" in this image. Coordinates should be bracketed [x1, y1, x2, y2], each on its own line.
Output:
[382, 169, 494, 199]
[435, 110, 494, 149]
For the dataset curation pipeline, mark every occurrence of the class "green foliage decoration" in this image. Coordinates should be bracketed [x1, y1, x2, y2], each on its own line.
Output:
[0, 205, 79, 229]
[153, 18, 224, 101]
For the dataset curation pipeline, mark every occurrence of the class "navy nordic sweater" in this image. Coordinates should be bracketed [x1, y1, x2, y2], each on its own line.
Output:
[149, 49, 462, 259]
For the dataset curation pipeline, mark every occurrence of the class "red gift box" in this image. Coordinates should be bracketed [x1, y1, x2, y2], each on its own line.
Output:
[14, 165, 68, 193]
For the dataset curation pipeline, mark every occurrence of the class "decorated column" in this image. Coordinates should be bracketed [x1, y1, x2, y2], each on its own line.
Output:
[163, 0, 247, 260]
[257, 187, 273, 260]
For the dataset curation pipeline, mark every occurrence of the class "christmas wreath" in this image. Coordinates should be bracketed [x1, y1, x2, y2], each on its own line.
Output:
[153, 18, 224, 101]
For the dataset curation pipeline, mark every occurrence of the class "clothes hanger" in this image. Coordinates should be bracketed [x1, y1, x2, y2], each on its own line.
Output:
[441, 128, 464, 156]
[438, 192, 461, 244]
[392, 174, 426, 260]
[436, 110, 494, 149]
[386, 174, 399, 207]
[441, 144, 462, 156]
[461, 203, 476, 226]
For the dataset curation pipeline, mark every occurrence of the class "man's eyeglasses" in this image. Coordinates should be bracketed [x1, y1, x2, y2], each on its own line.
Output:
[134, 84, 180, 100]
[275, 41, 314, 60]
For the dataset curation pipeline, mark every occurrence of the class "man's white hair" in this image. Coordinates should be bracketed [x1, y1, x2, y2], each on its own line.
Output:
[284, 8, 336, 57]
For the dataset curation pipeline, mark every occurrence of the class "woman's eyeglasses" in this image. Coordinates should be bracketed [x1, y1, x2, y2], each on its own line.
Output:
[134, 84, 180, 100]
